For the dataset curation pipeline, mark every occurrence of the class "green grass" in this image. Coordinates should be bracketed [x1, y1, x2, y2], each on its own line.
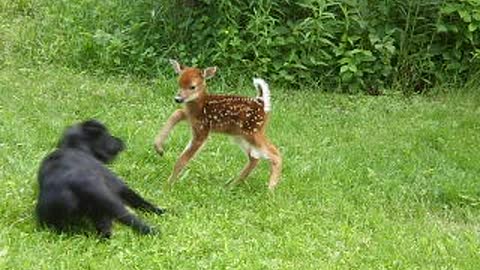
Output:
[0, 62, 480, 269]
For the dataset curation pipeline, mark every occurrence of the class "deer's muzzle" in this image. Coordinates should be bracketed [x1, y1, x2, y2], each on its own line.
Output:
[174, 96, 184, 103]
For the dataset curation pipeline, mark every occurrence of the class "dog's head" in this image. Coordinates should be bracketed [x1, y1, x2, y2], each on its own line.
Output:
[58, 120, 125, 163]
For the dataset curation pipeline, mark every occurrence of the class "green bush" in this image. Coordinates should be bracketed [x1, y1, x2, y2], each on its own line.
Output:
[3, 0, 480, 92]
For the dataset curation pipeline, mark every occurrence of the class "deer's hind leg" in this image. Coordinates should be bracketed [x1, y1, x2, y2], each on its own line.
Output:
[249, 134, 282, 190]
[226, 137, 261, 187]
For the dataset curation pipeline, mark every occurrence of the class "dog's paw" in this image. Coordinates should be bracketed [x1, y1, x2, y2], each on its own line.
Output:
[142, 226, 160, 236]
[99, 231, 112, 239]
[138, 225, 153, 235]
[153, 207, 166, 216]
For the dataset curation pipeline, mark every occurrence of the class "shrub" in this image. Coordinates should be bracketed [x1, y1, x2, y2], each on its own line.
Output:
[4, 0, 480, 93]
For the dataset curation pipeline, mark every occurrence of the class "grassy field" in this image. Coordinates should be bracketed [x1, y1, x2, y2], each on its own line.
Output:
[0, 62, 479, 269]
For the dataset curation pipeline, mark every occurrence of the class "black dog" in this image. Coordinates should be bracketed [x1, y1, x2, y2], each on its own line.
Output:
[36, 119, 165, 238]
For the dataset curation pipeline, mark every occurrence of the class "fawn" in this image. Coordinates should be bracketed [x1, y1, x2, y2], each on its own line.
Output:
[154, 60, 282, 190]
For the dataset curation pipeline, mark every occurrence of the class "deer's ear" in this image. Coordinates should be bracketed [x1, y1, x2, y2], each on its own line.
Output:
[203, 66, 217, 79]
[169, 59, 184, 74]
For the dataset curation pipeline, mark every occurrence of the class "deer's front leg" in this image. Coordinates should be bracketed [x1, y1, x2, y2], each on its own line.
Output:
[154, 109, 186, 155]
[167, 132, 208, 188]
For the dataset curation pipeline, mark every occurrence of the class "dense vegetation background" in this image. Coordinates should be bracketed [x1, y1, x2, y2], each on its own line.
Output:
[3, 0, 480, 93]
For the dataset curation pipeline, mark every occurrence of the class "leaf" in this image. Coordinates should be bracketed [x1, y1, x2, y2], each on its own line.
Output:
[309, 56, 328, 66]
[440, 4, 459, 14]
[339, 57, 352, 65]
[436, 23, 448, 33]
[385, 44, 396, 54]
[458, 10, 472, 23]
[368, 34, 380, 44]
[468, 23, 478, 32]
[362, 50, 373, 57]
[341, 71, 353, 82]
[275, 26, 290, 35]
[448, 25, 459, 33]
[348, 64, 358, 73]
[318, 38, 335, 47]
[292, 63, 309, 70]
[473, 12, 480, 21]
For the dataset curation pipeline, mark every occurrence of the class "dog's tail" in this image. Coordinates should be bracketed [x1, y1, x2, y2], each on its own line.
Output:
[253, 78, 271, 113]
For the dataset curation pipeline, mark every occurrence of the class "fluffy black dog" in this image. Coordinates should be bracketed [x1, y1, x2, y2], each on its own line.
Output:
[36, 119, 165, 238]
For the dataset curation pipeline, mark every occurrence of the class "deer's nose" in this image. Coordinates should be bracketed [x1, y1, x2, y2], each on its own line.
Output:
[174, 96, 184, 103]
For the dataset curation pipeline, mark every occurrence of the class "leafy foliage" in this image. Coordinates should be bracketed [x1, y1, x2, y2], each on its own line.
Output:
[3, 0, 480, 92]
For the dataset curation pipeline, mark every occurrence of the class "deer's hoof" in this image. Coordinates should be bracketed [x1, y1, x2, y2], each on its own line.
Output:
[154, 144, 165, 156]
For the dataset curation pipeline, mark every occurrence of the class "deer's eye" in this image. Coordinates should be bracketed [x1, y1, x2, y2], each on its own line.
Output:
[190, 85, 196, 90]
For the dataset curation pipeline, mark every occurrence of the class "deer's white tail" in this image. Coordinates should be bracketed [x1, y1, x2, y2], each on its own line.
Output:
[253, 78, 271, 112]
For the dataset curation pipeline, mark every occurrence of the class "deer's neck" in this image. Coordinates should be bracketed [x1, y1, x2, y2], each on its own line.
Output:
[185, 90, 207, 119]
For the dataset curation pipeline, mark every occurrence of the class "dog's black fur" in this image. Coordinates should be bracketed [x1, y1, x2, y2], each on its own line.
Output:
[36, 119, 165, 238]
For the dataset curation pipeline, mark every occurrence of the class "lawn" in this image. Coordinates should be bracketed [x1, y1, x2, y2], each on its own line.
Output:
[0, 63, 479, 269]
